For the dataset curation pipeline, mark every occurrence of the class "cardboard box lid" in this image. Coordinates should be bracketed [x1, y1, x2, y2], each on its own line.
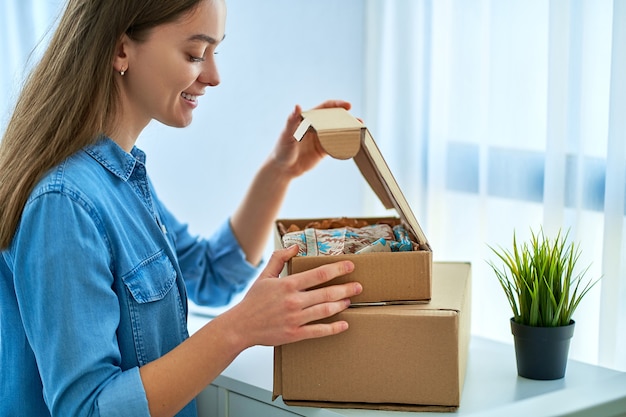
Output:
[294, 108, 430, 250]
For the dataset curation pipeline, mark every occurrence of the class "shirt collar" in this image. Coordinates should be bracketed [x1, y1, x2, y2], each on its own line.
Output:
[84, 136, 147, 182]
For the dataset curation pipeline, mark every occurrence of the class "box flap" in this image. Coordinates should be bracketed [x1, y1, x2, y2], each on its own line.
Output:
[293, 107, 362, 160]
[294, 108, 430, 249]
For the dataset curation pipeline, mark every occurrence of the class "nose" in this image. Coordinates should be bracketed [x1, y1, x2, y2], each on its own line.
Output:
[198, 55, 220, 87]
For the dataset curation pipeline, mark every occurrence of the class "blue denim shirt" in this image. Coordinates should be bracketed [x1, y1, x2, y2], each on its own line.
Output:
[0, 137, 259, 416]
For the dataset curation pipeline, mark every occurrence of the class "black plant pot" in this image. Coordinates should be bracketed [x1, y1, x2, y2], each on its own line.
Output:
[510, 318, 575, 380]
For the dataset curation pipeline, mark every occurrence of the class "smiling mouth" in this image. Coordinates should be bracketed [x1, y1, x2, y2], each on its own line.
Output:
[181, 92, 198, 102]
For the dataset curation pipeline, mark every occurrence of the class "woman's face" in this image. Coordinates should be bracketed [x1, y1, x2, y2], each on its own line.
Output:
[116, 0, 226, 141]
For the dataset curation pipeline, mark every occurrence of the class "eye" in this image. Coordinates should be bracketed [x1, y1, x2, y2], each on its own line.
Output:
[189, 55, 205, 63]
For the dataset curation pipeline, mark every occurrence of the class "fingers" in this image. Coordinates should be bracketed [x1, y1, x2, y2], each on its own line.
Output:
[254, 246, 362, 345]
[292, 260, 355, 291]
[296, 279, 361, 328]
[304, 279, 362, 307]
[299, 297, 351, 326]
[279, 297, 353, 344]
[284, 100, 351, 138]
[260, 244, 299, 279]
[288, 267, 362, 340]
[286, 104, 303, 126]
[263, 246, 356, 290]
[312, 99, 352, 111]
[294, 320, 350, 341]
[289, 100, 351, 119]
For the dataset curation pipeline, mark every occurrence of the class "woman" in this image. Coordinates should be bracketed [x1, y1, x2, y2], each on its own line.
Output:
[0, 0, 362, 416]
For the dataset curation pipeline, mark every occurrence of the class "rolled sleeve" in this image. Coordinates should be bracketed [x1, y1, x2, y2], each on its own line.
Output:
[208, 219, 260, 281]
[95, 367, 149, 417]
[165, 211, 260, 307]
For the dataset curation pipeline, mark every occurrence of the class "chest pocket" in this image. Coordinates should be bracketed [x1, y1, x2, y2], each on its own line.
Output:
[122, 250, 176, 303]
[120, 250, 187, 365]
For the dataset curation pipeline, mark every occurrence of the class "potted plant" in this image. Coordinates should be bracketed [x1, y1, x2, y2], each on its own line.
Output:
[487, 228, 599, 380]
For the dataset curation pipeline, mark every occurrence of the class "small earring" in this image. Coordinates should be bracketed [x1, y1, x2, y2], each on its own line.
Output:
[120, 68, 126, 76]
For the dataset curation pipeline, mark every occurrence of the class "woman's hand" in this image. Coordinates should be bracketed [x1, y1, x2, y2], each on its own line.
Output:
[228, 99, 352, 266]
[140, 245, 360, 417]
[269, 99, 352, 180]
[222, 244, 362, 349]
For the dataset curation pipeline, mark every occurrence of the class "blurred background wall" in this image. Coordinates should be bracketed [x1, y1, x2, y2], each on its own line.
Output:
[2, 0, 625, 371]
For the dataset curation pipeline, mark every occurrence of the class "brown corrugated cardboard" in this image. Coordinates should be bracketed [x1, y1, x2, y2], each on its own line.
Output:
[275, 216, 431, 305]
[276, 108, 432, 304]
[273, 262, 471, 412]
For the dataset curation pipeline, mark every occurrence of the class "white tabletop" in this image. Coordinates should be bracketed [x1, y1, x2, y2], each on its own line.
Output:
[189, 313, 626, 417]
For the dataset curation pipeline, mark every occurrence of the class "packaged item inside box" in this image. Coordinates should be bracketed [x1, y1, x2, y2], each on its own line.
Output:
[278, 217, 416, 256]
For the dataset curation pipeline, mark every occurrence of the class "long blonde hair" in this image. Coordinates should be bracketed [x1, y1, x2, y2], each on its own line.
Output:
[0, 0, 202, 249]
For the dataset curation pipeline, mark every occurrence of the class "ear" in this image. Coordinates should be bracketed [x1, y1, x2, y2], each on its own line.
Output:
[112, 34, 130, 73]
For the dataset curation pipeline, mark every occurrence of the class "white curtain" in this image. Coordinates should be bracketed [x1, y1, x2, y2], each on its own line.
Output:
[0, 0, 61, 132]
[4, 0, 624, 372]
[364, 0, 626, 371]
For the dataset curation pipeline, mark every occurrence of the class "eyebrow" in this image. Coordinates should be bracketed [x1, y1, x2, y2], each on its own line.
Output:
[187, 33, 226, 44]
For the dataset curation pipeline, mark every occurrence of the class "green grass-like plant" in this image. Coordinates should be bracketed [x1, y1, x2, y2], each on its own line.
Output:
[488, 228, 599, 327]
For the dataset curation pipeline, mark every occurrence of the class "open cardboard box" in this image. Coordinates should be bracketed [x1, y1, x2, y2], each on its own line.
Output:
[273, 262, 472, 412]
[275, 108, 432, 304]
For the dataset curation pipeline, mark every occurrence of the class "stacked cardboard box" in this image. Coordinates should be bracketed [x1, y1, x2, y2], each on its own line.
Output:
[273, 109, 470, 410]
[273, 262, 471, 411]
